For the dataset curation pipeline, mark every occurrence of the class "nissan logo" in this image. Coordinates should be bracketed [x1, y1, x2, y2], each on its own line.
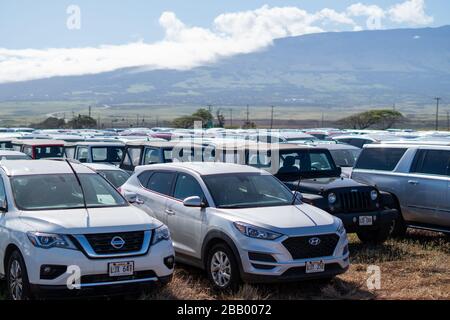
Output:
[111, 236, 125, 249]
[308, 237, 321, 246]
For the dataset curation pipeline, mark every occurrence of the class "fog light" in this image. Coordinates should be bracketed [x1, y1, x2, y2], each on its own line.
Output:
[164, 255, 175, 269]
[40, 265, 67, 280]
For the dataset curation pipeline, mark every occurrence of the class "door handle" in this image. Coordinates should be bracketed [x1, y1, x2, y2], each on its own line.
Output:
[135, 197, 144, 205]
[165, 209, 175, 216]
[408, 180, 419, 185]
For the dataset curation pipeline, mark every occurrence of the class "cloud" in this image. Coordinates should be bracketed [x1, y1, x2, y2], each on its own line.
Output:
[0, 2, 435, 83]
[388, 0, 434, 25]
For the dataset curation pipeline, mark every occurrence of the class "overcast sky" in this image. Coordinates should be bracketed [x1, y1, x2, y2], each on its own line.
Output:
[0, 0, 447, 83]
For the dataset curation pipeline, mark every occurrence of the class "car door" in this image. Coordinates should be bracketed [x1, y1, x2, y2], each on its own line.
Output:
[0, 174, 9, 270]
[165, 172, 207, 257]
[131, 171, 175, 225]
[76, 146, 89, 163]
[406, 149, 450, 226]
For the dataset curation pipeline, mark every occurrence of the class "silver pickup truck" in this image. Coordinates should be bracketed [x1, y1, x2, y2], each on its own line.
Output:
[351, 144, 450, 236]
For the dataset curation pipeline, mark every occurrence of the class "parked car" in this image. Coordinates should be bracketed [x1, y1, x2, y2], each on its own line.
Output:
[247, 131, 318, 144]
[0, 150, 31, 160]
[332, 135, 378, 148]
[215, 143, 397, 243]
[120, 162, 349, 290]
[11, 139, 65, 159]
[119, 141, 206, 172]
[351, 144, 450, 236]
[316, 143, 361, 177]
[0, 160, 174, 299]
[64, 142, 125, 165]
[84, 163, 131, 188]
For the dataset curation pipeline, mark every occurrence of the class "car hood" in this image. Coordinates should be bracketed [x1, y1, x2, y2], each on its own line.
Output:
[19, 206, 161, 235]
[216, 203, 337, 236]
[284, 177, 366, 194]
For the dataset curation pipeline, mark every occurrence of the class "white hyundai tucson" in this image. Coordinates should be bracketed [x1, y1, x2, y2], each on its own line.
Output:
[121, 162, 349, 291]
[0, 160, 174, 300]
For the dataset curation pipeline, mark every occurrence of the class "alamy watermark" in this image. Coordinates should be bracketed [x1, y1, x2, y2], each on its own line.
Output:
[66, 5, 81, 30]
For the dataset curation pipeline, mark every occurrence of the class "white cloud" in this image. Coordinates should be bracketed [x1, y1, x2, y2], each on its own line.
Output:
[388, 0, 434, 25]
[0, 2, 435, 83]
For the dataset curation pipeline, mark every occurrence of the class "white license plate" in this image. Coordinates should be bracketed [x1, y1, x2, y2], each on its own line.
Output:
[305, 260, 325, 274]
[359, 216, 373, 226]
[108, 261, 134, 277]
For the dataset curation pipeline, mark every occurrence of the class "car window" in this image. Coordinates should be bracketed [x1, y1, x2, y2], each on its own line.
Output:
[65, 147, 76, 159]
[330, 149, 361, 167]
[23, 146, 33, 157]
[0, 176, 6, 204]
[143, 148, 161, 164]
[77, 147, 89, 162]
[137, 171, 152, 186]
[146, 172, 176, 196]
[99, 170, 131, 188]
[411, 150, 450, 176]
[92, 147, 124, 164]
[355, 148, 406, 171]
[173, 173, 205, 201]
[34, 146, 63, 159]
[122, 147, 141, 167]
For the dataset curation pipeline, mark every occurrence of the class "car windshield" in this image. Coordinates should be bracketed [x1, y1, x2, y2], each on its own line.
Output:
[92, 146, 124, 164]
[329, 149, 361, 167]
[34, 146, 64, 159]
[203, 173, 297, 209]
[276, 150, 338, 178]
[11, 173, 127, 210]
[98, 170, 130, 188]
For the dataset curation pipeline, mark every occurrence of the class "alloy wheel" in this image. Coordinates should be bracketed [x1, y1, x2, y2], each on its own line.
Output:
[9, 259, 23, 300]
[210, 251, 232, 287]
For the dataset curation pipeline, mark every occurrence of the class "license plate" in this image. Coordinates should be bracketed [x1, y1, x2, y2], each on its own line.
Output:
[108, 261, 134, 277]
[305, 260, 325, 274]
[359, 216, 373, 226]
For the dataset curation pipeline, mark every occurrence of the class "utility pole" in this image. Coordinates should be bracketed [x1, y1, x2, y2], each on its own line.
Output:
[321, 112, 324, 128]
[447, 111, 449, 131]
[270, 106, 274, 129]
[136, 114, 139, 127]
[229, 108, 233, 127]
[434, 97, 441, 131]
[246, 104, 250, 123]
[88, 105, 92, 118]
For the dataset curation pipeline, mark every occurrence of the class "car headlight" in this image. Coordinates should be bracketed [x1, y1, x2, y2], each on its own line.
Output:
[233, 222, 282, 240]
[328, 192, 337, 204]
[151, 225, 171, 245]
[27, 232, 77, 250]
[336, 220, 346, 235]
[370, 190, 378, 201]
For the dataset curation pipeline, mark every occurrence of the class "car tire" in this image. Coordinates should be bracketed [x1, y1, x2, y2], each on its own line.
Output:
[357, 225, 391, 244]
[390, 214, 408, 238]
[206, 243, 241, 292]
[6, 250, 32, 300]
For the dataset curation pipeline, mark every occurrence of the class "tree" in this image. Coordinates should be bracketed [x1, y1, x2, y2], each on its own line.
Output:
[31, 117, 66, 129]
[67, 114, 97, 129]
[338, 109, 404, 129]
[172, 108, 214, 129]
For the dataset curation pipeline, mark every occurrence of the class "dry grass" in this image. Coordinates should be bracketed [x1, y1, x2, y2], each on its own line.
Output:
[0, 230, 448, 300]
[144, 229, 449, 300]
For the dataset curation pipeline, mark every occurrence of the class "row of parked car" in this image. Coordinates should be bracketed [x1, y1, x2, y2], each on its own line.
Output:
[0, 127, 448, 300]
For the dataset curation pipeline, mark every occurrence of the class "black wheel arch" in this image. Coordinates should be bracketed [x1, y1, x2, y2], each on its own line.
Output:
[201, 230, 243, 274]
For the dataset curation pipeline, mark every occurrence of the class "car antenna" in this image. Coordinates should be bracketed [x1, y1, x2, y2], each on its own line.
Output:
[65, 159, 88, 211]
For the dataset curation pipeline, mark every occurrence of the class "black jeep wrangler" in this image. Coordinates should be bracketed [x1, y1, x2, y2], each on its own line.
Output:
[247, 144, 398, 244]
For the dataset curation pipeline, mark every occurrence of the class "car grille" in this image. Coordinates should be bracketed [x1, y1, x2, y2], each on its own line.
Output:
[336, 190, 372, 212]
[282, 234, 339, 260]
[84, 231, 145, 254]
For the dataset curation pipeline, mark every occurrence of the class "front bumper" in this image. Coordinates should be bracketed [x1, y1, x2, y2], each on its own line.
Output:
[335, 209, 398, 233]
[234, 230, 350, 284]
[21, 238, 174, 296]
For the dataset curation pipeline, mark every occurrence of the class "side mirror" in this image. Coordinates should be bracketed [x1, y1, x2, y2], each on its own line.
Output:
[0, 199, 7, 213]
[183, 196, 205, 208]
[123, 192, 140, 204]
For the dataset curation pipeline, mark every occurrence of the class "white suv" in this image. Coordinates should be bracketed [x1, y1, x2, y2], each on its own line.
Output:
[121, 162, 349, 290]
[0, 160, 174, 300]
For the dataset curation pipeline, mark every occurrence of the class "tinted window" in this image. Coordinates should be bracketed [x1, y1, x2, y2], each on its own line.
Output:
[278, 150, 336, 174]
[146, 172, 176, 196]
[0, 177, 6, 203]
[65, 147, 76, 159]
[411, 150, 450, 176]
[355, 148, 406, 171]
[122, 147, 141, 167]
[330, 149, 361, 167]
[77, 147, 89, 162]
[173, 174, 205, 200]
[137, 171, 152, 186]
[34, 146, 63, 159]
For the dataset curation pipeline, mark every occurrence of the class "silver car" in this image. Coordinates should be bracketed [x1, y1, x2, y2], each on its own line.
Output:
[120, 162, 349, 290]
[352, 144, 450, 235]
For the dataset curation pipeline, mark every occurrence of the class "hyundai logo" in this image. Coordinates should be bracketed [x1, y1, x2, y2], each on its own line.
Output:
[111, 236, 125, 249]
[308, 237, 321, 246]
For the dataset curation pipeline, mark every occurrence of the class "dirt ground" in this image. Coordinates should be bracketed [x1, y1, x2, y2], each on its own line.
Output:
[0, 229, 448, 300]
